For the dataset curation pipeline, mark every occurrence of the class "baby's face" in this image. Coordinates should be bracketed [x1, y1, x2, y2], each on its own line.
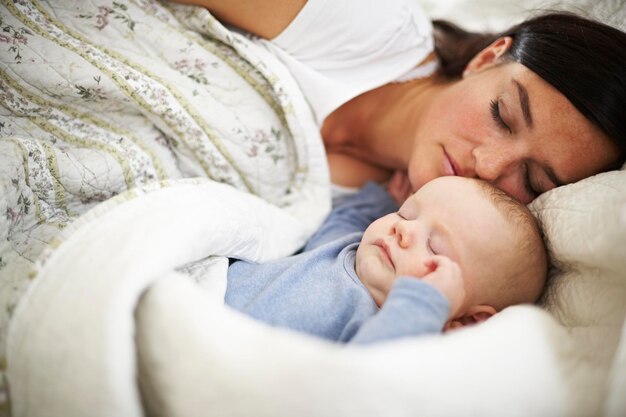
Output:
[356, 176, 516, 307]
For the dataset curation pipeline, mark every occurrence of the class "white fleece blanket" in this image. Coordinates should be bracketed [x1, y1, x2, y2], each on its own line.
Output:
[8, 179, 328, 417]
[5, 1, 626, 416]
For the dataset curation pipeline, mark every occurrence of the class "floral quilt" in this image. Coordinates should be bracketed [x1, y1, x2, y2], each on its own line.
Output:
[0, 1, 329, 412]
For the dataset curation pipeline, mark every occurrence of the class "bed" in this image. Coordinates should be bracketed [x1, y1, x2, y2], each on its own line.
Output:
[1, 1, 625, 416]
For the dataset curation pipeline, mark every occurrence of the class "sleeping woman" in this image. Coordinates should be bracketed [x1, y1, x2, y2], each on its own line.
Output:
[173, 0, 626, 204]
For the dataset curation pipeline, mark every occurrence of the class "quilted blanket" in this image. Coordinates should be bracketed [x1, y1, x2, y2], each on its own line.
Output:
[0, 0, 329, 413]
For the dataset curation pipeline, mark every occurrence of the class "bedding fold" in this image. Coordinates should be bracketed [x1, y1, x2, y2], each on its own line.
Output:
[8, 179, 324, 417]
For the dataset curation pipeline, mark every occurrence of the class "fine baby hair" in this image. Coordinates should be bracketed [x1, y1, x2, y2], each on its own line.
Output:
[471, 178, 548, 311]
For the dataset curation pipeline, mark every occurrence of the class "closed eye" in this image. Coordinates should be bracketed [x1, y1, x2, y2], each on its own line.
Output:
[490, 99, 511, 134]
[427, 238, 437, 255]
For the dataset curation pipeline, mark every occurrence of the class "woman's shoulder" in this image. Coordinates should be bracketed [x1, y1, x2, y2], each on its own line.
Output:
[266, 0, 436, 123]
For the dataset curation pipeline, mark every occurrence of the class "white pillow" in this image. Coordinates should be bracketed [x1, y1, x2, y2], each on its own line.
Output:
[529, 169, 626, 413]
[530, 169, 626, 328]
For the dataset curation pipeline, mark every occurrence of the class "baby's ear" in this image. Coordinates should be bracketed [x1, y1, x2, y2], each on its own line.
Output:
[468, 304, 497, 324]
[443, 305, 496, 332]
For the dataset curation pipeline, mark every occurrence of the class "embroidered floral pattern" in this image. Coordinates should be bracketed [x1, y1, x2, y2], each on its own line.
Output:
[75, 85, 106, 101]
[174, 58, 217, 85]
[78, 2, 136, 32]
[0, 14, 32, 63]
[244, 127, 286, 164]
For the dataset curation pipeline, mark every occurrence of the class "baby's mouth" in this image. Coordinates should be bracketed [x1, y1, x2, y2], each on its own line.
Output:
[375, 239, 395, 269]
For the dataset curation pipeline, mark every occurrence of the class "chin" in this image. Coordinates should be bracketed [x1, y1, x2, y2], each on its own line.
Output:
[407, 164, 433, 192]
[408, 173, 427, 192]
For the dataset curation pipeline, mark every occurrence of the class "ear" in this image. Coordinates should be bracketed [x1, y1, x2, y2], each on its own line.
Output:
[463, 36, 513, 78]
[444, 304, 497, 331]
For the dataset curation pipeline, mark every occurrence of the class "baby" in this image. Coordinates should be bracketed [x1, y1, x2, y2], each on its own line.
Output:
[226, 176, 548, 344]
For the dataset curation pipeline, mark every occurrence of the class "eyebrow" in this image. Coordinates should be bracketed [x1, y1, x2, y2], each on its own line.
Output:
[513, 79, 533, 129]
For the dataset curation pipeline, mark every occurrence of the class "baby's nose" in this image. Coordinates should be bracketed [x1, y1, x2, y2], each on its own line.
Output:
[397, 226, 411, 249]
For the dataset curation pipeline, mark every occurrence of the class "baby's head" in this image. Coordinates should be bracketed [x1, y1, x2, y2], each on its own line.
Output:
[356, 176, 547, 325]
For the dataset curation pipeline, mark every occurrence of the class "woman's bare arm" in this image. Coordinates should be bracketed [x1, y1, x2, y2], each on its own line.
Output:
[327, 153, 392, 188]
[170, 0, 306, 39]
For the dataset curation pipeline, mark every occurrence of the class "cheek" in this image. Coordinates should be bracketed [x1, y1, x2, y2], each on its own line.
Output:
[445, 96, 483, 133]
[438, 82, 488, 132]
[363, 217, 390, 240]
[395, 251, 429, 278]
[406, 135, 441, 192]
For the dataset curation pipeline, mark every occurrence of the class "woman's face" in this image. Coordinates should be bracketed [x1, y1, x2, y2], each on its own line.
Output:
[408, 60, 622, 204]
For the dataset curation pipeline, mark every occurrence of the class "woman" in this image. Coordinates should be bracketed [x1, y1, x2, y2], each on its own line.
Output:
[175, 0, 626, 204]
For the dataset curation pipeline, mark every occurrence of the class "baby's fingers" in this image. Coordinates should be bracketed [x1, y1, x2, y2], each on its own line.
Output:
[421, 256, 464, 319]
[423, 255, 457, 275]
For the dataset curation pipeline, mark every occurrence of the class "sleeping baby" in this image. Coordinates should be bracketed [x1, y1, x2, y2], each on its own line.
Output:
[225, 176, 548, 344]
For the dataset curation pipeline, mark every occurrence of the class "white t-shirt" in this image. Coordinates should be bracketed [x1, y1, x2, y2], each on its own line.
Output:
[256, 0, 436, 125]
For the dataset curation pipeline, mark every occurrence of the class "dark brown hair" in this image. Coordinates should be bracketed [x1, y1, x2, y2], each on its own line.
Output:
[433, 13, 626, 159]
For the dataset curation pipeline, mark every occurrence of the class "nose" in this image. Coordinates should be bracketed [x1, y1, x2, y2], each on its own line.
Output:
[392, 221, 412, 249]
[471, 142, 529, 202]
[472, 143, 519, 182]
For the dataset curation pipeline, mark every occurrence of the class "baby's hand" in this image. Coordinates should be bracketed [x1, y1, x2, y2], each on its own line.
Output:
[420, 256, 464, 320]
[387, 170, 414, 206]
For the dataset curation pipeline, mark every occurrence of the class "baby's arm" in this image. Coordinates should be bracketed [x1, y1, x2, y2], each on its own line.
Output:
[349, 278, 449, 344]
[349, 256, 464, 345]
[304, 182, 398, 251]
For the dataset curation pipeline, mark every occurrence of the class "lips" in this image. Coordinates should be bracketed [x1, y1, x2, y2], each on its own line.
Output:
[375, 239, 395, 269]
[443, 149, 458, 176]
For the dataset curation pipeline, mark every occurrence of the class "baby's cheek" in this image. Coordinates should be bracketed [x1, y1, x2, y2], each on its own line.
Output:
[397, 258, 429, 279]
